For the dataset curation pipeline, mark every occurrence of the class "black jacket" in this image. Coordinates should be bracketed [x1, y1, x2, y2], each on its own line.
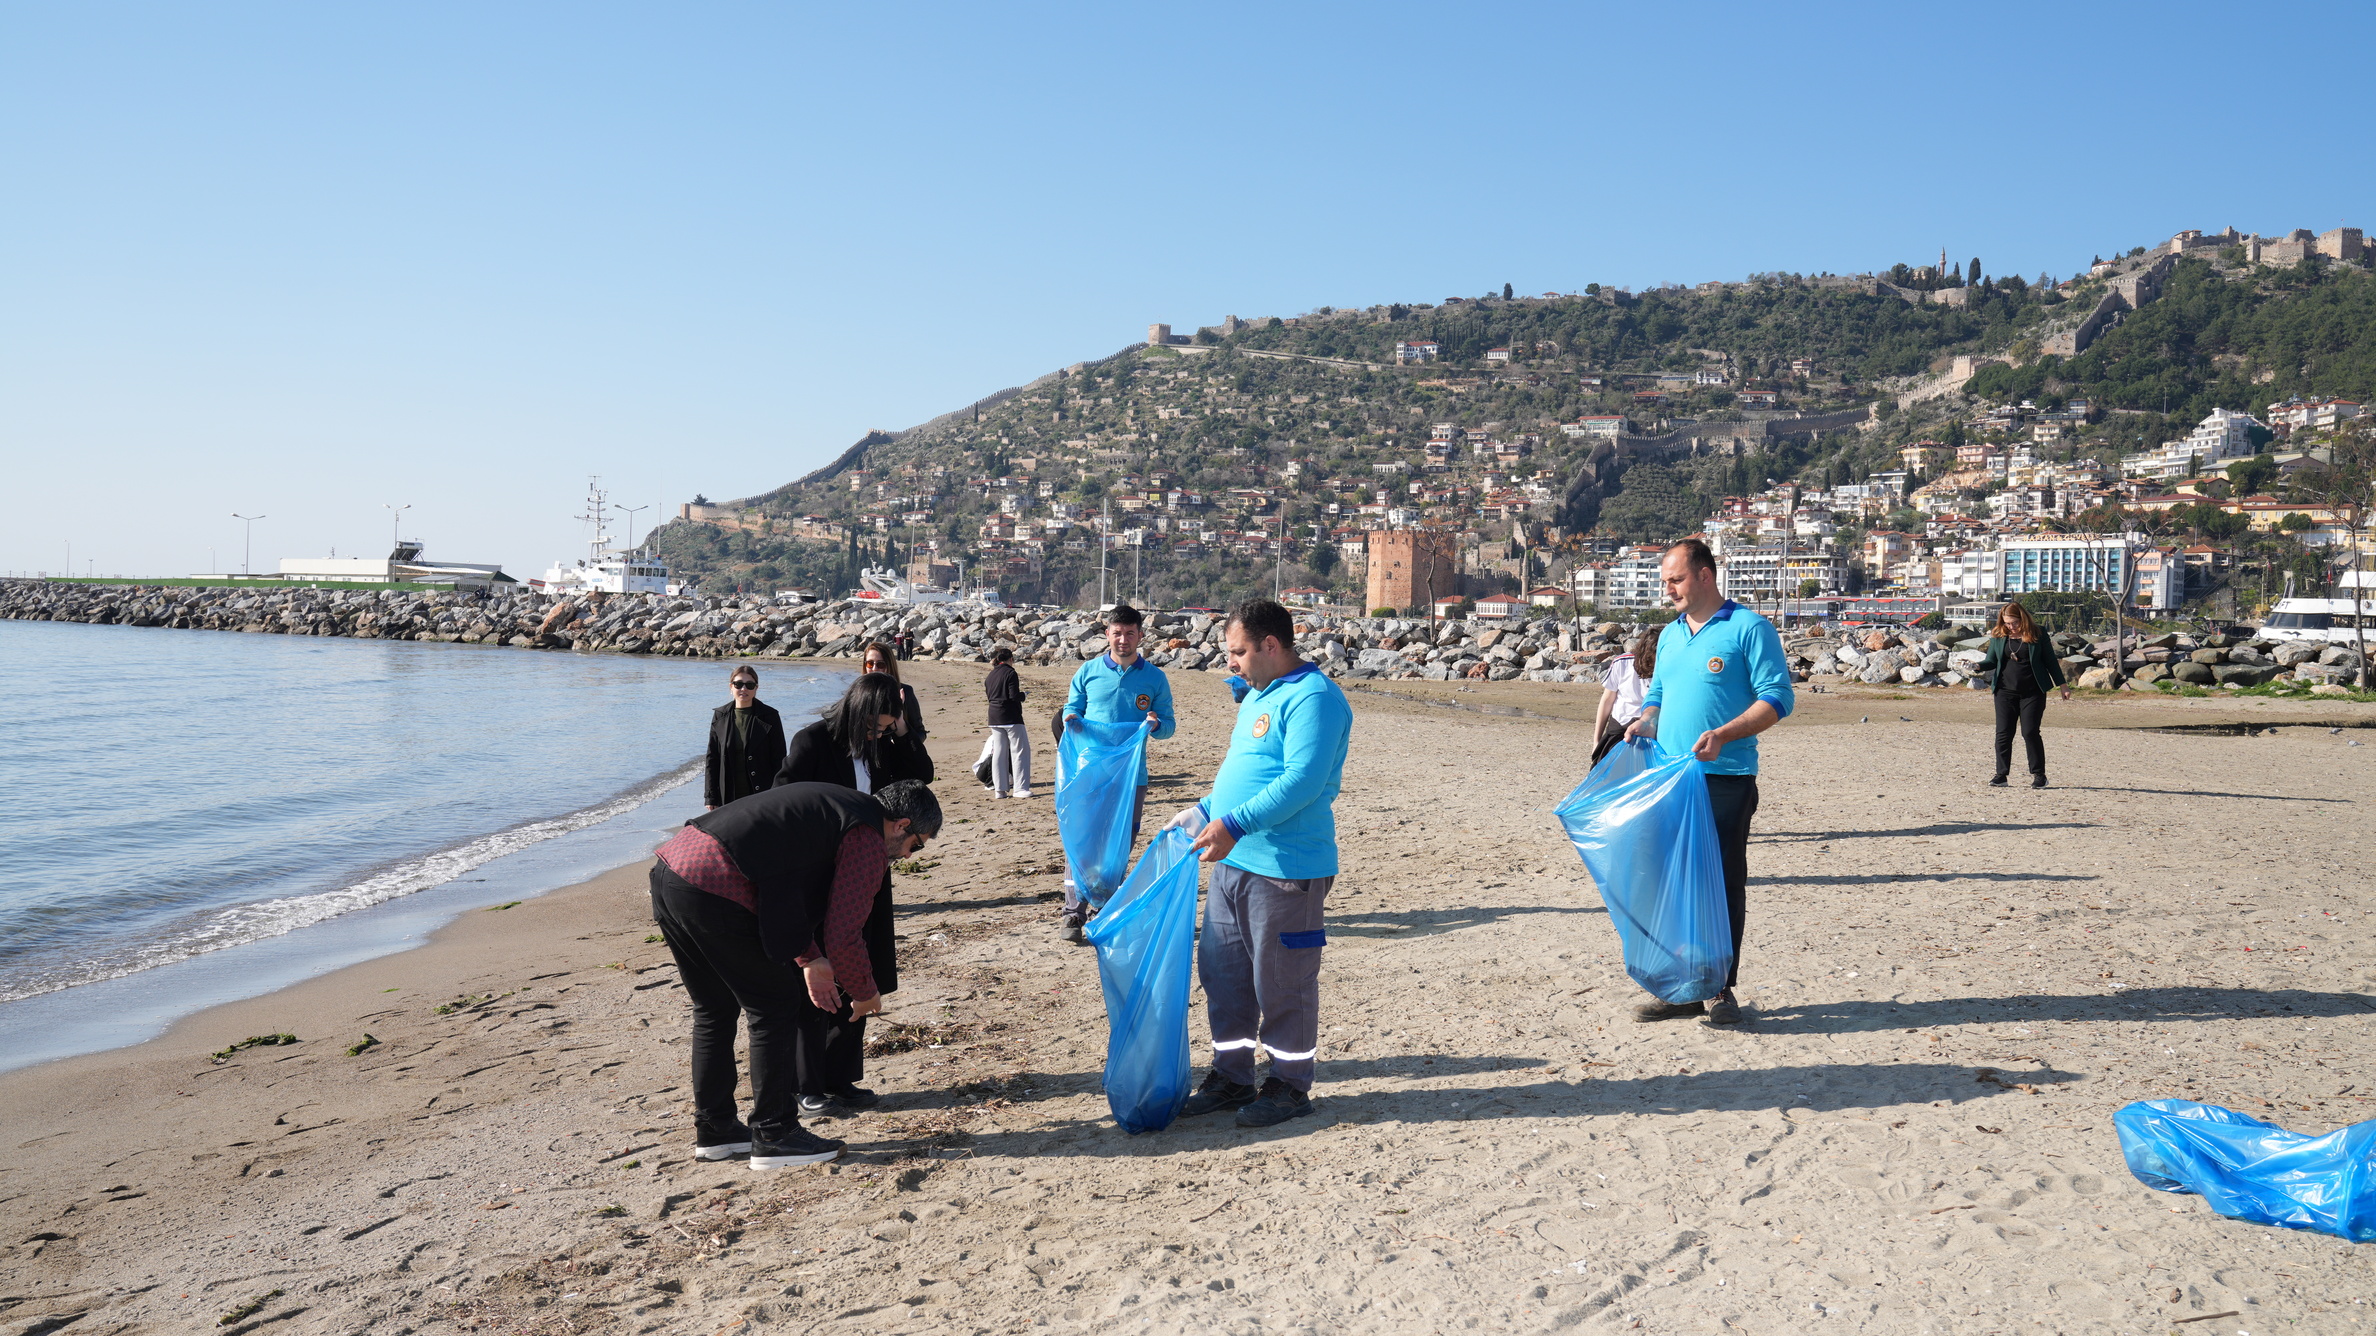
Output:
[776, 719, 931, 792]
[704, 700, 787, 808]
[686, 782, 883, 967]
[984, 664, 1027, 726]
[1978, 635, 2069, 694]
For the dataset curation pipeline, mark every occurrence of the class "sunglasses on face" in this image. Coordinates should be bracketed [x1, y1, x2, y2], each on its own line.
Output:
[731, 680, 757, 689]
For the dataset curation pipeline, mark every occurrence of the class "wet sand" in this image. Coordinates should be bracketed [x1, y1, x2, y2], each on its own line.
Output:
[4, 662, 2374, 1335]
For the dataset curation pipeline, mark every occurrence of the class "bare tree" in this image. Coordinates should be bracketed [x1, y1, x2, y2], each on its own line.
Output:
[2302, 419, 2376, 689]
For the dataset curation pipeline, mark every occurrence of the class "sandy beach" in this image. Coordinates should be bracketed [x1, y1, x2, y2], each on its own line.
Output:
[5, 661, 2373, 1336]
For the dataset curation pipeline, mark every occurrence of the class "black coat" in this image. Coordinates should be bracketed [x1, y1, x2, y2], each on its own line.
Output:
[776, 719, 931, 792]
[1978, 636, 2069, 694]
[984, 664, 1027, 726]
[705, 700, 787, 808]
[686, 782, 883, 966]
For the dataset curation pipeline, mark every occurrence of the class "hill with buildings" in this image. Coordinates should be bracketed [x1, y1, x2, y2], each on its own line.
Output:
[646, 224, 2375, 617]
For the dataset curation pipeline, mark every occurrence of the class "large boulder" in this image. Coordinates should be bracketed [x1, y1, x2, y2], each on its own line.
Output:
[1898, 666, 1926, 685]
[2171, 660, 2217, 685]
[2076, 665, 2118, 689]
[2211, 663, 2280, 687]
[2188, 647, 2226, 665]
[2272, 642, 2322, 666]
[2129, 662, 2171, 685]
[1858, 651, 1908, 684]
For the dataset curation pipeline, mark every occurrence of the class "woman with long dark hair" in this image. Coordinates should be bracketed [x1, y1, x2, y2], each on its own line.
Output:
[776, 674, 914, 793]
[860, 641, 934, 783]
[1979, 600, 2071, 788]
[768, 671, 928, 1120]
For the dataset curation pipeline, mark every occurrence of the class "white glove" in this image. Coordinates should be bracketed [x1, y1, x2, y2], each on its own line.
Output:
[1164, 803, 1208, 834]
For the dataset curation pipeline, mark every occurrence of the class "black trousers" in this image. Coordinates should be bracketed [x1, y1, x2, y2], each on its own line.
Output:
[1703, 775, 1759, 990]
[1993, 690, 2048, 778]
[648, 868, 809, 1140]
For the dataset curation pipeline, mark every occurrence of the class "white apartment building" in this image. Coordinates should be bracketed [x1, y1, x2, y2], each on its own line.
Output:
[1599, 548, 1668, 610]
[2000, 533, 2154, 601]
[2124, 407, 2268, 480]
[1940, 548, 2004, 601]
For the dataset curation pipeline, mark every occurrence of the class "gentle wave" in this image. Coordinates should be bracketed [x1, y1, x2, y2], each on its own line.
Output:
[0, 759, 700, 1004]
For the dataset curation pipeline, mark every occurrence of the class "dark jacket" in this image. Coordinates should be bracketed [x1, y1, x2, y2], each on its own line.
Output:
[704, 700, 787, 808]
[985, 664, 1027, 727]
[686, 782, 883, 966]
[762, 737, 908, 992]
[890, 682, 933, 783]
[776, 719, 931, 792]
[1978, 635, 2069, 694]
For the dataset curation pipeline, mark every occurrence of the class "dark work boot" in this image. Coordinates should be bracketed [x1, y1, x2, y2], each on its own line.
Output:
[1180, 1070, 1258, 1117]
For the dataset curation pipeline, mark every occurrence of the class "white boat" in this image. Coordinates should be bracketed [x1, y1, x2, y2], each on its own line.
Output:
[2258, 570, 2375, 644]
[849, 565, 1005, 608]
[539, 478, 671, 596]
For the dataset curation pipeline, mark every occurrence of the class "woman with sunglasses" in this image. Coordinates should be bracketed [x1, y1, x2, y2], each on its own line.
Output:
[705, 666, 787, 811]
[860, 641, 935, 784]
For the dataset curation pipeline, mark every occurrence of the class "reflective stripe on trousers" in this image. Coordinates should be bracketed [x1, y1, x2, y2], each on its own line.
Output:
[1198, 862, 1334, 1093]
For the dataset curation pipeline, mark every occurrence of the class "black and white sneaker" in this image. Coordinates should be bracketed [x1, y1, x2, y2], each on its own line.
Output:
[797, 1093, 843, 1118]
[1234, 1077, 1314, 1129]
[1179, 1070, 1259, 1118]
[693, 1120, 753, 1160]
[750, 1126, 843, 1169]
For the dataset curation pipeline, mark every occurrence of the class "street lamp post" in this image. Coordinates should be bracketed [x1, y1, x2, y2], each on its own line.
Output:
[616, 504, 649, 554]
[384, 503, 411, 554]
[231, 514, 266, 577]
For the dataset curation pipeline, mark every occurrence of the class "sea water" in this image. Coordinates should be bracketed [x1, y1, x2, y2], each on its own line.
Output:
[0, 619, 844, 1071]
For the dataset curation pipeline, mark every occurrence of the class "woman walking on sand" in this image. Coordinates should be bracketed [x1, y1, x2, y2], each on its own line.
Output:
[1979, 600, 2071, 788]
[983, 646, 1032, 798]
[1590, 632, 1656, 766]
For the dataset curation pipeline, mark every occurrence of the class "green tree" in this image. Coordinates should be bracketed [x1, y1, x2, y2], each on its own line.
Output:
[1502, 283, 1514, 300]
[1968, 257, 1982, 285]
[2279, 511, 2314, 532]
[1798, 578, 1822, 598]
[2226, 453, 2279, 496]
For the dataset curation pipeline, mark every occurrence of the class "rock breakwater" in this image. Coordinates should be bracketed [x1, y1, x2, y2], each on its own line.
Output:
[5, 582, 2361, 695]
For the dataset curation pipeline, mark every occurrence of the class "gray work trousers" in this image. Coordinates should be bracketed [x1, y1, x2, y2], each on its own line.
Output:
[989, 723, 1033, 796]
[1199, 862, 1334, 1092]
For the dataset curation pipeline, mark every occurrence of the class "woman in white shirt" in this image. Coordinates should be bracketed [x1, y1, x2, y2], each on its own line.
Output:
[1590, 633, 1658, 765]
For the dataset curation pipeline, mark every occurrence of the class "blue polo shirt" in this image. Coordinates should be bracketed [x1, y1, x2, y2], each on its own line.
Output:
[1064, 652, 1176, 786]
[1640, 601, 1794, 776]
[1198, 662, 1353, 880]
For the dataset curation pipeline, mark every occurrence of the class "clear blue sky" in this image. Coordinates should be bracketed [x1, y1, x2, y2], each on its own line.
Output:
[5, 2, 2370, 579]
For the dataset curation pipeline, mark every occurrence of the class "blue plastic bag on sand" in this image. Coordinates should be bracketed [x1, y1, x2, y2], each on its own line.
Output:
[1083, 826, 1199, 1134]
[2116, 1099, 2376, 1241]
[1553, 737, 1733, 1005]
[1055, 718, 1150, 906]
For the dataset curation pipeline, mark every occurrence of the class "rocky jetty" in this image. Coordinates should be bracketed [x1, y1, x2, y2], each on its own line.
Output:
[4, 581, 2363, 694]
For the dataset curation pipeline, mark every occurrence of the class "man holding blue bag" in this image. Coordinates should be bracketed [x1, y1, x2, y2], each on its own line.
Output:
[1059, 604, 1177, 943]
[1625, 538, 1793, 1027]
[1171, 599, 1353, 1130]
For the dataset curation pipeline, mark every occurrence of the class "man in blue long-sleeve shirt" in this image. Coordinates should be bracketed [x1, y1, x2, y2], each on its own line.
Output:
[1058, 604, 1176, 942]
[1625, 537, 1794, 1027]
[1172, 598, 1353, 1130]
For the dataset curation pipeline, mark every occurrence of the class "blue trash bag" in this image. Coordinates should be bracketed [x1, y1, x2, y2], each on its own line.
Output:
[1553, 737, 1733, 1004]
[2115, 1099, 2376, 1241]
[1055, 718, 1150, 906]
[1082, 826, 1200, 1134]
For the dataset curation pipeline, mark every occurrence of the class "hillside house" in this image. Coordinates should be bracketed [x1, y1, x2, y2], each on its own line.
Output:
[1394, 341, 1442, 364]
[1473, 594, 1526, 619]
[1738, 389, 1779, 408]
[1485, 347, 1512, 363]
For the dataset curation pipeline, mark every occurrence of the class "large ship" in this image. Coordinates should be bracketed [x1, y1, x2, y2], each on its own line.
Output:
[2257, 569, 2374, 645]
[849, 565, 1005, 608]
[538, 478, 674, 596]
